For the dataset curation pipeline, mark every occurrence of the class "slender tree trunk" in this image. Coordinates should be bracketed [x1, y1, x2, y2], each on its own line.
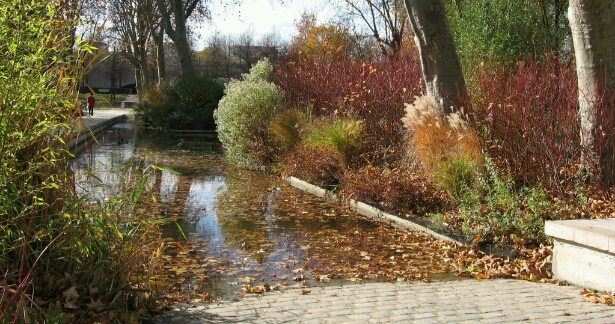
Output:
[569, 0, 615, 186]
[156, 25, 167, 84]
[135, 68, 144, 97]
[164, 0, 195, 77]
[404, 0, 467, 114]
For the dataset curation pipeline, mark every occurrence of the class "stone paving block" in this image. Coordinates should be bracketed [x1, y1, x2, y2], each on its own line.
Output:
[502, 315, 532, 322]
[480, 316, 511, 324]
[302, 320, 324, 324]
[411, 312, 437, 319]
[365, 310, 394, 319]
[374, 304, 398, 312]
[329, 308, 354, 317]
[368, 317, 394, 324]
[480, 311, 506, 319]
[304, 305, 330, 314]
[406, 318, 439, 324]
[353, 306, 376, 314]
[347, 313, 372, 321]
[412, 307, 440, 315]
[301, 312, 330, 320]
[388, 314, 412, 322]
[391, 307, 414, 316]
[434, 310, 458, 317]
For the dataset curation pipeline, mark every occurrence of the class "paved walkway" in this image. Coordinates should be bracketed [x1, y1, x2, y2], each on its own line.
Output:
[151, 279, 615, 323]
[70, 108, 133, 152]
[79, 108, 133, 129]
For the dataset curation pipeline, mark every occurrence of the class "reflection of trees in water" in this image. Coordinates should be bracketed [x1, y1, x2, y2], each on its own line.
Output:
[214, 169, 314, 265]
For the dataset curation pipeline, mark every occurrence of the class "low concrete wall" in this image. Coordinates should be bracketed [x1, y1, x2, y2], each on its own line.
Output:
[68, 114, 128, 154]
[284, 176, 464, 246]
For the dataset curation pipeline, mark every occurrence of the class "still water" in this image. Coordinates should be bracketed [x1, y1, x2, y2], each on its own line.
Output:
[71, 119, 456, 303]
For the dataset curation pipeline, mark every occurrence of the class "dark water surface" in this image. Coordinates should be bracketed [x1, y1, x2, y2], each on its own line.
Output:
[71, 120, 457, 303]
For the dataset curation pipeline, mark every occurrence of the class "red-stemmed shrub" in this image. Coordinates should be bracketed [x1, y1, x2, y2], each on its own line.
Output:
[275, 49, 424, 160]
[340, 165, 448, 216]
[472, 55, 581, 193]
[593, 88, 615, 187]
[280, 145, 344, 189]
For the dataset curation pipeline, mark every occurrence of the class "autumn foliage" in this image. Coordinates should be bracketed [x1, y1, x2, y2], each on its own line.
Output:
[276, 49, 423, 157]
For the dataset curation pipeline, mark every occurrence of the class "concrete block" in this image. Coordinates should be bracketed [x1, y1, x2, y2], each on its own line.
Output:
[545, 219, 615, 253]
[545, 219, 615, 292]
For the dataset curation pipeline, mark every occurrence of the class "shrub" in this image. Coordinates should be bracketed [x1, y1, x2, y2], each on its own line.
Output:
[281, 145, 343, 189]
[303, 117, 365, 166]
[269, 108, 311, 156]
[445, 0, 569, 71]
[276, 48, 423, 159]
[214, 58, 284, 168]
[134, 99, 181, 128]
[436, 156, 479, 200]
[133, 75, 223, 130]
[0, 3, 164, 321]
[471, 55, 581, 193]
[456, 157, 557, 243]
[170, 74, 224, 112]
[340, 165, 447, 215]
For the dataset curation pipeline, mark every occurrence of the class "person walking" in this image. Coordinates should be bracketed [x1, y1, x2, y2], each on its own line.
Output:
[87, 93, 96, 117]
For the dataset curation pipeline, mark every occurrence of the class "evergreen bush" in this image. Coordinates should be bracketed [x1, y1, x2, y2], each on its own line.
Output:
[134, 74, 223, 130]
[214, 58, 284, 168]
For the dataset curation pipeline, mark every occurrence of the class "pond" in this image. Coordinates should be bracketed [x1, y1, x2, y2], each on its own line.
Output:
[71, 119, 459, 307]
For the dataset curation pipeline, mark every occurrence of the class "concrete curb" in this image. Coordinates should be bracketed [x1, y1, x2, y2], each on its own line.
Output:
[68, 114, 128, 153]
[284, 176, 465, 246]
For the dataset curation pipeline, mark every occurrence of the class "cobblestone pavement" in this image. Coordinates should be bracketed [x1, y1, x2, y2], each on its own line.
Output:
[150, 279, 615, 323]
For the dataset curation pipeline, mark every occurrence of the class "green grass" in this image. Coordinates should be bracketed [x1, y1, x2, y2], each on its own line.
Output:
[78, 93, 128, 108]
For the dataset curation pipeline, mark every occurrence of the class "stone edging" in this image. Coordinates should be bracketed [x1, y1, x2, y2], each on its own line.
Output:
[284, 176, 465, 246]
[68, 114, 128, 153]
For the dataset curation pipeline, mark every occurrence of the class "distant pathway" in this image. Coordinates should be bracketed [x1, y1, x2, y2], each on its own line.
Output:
[151, 279, 615, 323]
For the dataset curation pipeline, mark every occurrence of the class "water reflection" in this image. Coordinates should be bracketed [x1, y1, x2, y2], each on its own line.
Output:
[72, 119, 458, 303]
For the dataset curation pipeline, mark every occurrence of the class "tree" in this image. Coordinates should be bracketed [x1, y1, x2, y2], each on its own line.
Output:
[569, 0, 615, 185]
[156, 0, 209, 77]
[199, 32, 235, 78]
[445, 0, 570, 71]
[108, 0, 156, 96]
[103, 49, 130, 99]
[339, 0, 407, 57]
[290, 12, 361, 62]
[404, 0, 466, 113]
[260, 29, 285, 61]
[235, 29, 256, 73]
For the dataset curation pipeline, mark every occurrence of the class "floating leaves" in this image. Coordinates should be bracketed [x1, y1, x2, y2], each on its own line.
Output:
[140, 151, 462, 309]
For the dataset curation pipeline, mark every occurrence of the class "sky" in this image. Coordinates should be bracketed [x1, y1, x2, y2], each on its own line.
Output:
[195, 0, 333, 50]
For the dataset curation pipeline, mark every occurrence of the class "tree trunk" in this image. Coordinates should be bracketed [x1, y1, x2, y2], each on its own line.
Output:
[569, 0, 615, 186]
[404, 0, 467, 114]
[158, 0, 196, 77]
[155, 25, 167, 84]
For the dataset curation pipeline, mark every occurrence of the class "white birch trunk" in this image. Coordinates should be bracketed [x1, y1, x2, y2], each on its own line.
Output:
[569, 0, 615, 185]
